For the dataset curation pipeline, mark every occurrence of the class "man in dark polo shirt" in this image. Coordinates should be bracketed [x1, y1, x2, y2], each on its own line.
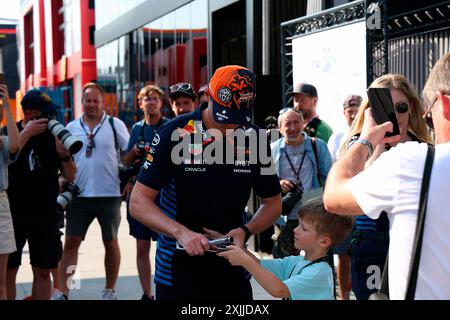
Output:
[130, 65, 282, 300]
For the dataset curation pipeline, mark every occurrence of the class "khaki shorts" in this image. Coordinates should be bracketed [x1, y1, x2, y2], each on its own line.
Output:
[66, 197, 122, 241]
[0, 192, 16, 254]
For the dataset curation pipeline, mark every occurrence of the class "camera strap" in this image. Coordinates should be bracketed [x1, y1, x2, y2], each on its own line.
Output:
[284, 146, 307, 186]
[283, 255, 329, 300]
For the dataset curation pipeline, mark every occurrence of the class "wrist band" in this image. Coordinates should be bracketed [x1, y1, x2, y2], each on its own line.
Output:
[239, 225, 252, 241]
[356, 139, 374, 160]
[60, 155, 72, 162]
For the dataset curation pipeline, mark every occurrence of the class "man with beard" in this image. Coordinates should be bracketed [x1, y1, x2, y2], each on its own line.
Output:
[169, 82, 197, 116]
[271, 108, 332, 258]
[289, 83, 333, 143]
[122, 85, 168, 300]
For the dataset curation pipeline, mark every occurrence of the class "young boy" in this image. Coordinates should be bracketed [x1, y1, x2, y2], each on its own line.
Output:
[218, 197, 353, 300]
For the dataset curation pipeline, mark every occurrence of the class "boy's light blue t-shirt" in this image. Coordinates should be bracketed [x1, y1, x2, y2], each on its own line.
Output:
[0, 136, 18, 190]
[260, 255, 334, 300]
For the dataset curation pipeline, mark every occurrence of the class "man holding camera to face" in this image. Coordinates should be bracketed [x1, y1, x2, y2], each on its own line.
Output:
[271, 108, 332, 258]
[5, 89, 76, 300]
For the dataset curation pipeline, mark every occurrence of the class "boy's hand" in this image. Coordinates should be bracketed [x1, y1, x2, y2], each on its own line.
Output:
[217, 245, 251, 267]
[225, 227, 247, 248]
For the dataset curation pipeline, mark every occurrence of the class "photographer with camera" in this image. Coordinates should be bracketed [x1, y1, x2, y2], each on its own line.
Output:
[5, 89, 76, 300]
[122, 85, 168, 300]
[271, 108, 332, 258]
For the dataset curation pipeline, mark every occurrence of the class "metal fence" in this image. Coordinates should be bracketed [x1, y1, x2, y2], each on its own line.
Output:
[389, 28, 450, 95]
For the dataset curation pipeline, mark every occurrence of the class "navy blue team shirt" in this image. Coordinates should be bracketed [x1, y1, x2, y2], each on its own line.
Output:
[137, 104, 281, 287]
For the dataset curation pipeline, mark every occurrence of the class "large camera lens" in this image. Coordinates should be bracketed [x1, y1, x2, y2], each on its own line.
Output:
[56, 183, 80, 211]
[48, 119, 83, 154]
[56, 190, 74, 211]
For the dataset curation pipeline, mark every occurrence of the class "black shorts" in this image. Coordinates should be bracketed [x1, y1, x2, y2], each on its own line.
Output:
[126, 200, 158, 241]
[7, 221, 62, 270]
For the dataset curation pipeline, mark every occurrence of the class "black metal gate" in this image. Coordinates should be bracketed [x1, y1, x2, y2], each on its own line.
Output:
[280, 0, 450, 107]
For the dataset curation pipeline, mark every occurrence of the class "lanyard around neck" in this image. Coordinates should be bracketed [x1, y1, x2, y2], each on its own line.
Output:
[284, 147, 307, 181]
[80, 113, 107, 138]
[288, 256, 328, 278]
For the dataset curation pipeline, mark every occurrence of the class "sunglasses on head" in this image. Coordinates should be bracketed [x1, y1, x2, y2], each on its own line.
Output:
[170, 83, 192, 93]
[394, 102, 409, 114]
[278, 107, 291, 115]
[85, 135, 96, 158]
[279, 107, 302, 116]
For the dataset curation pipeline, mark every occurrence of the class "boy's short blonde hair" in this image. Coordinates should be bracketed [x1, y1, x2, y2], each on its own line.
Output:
[299, 197, 354, 248]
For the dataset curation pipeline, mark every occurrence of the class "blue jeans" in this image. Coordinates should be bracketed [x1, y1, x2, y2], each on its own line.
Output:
[350, 231, 389, 300]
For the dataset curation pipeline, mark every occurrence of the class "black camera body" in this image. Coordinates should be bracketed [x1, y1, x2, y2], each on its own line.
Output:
[281, 184, 303, 215]
[119, 162, 141, 183]
[119, 140, 151, 185]
[136, 140, 151, 153]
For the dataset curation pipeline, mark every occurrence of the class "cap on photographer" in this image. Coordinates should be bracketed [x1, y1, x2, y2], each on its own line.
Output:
[21, 89, 60, 115]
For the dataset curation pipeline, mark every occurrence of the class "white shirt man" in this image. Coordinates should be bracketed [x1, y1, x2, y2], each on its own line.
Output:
[58, 83, 130, 301]
[67, 112, 129, 196]
[327, 95, 361, 162]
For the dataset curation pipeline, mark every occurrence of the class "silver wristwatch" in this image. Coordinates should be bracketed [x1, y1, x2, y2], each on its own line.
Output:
[356, 139, 374, 160]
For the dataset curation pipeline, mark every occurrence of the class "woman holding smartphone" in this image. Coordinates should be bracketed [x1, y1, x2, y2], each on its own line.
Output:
[0, 81, 20, 300]
[340, 74, 433, 300]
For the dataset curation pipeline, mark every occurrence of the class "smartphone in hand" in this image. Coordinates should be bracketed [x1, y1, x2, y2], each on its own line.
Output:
[367, 87, 400, 136]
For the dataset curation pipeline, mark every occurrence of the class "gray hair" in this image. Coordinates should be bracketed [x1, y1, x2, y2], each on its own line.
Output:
[277, 108, 303, 127]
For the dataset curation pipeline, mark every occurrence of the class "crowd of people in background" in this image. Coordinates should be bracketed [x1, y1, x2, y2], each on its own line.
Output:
[0, 51, 449, 301]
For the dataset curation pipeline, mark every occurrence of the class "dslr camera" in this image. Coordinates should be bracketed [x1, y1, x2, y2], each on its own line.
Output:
[136, 140, 151, 153]
[57, 182, 81, 211]
[118, 140, 151, 186]
[281, 183, 303, 215]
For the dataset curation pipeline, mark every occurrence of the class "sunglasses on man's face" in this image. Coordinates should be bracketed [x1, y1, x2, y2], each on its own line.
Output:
[170, 83, 192, 93]
[394, 102, 409, 114]
[423, 96, 438, 130]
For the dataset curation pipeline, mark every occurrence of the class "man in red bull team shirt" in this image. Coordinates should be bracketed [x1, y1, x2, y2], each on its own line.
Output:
[130, 65, 281, 300]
